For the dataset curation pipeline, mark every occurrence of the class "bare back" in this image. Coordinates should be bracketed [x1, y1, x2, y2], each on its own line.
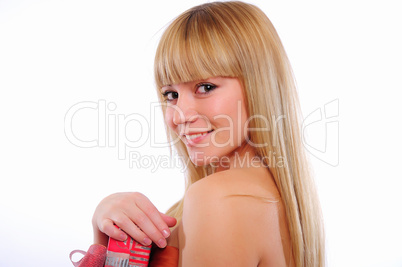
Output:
[167, 165, 295, 267]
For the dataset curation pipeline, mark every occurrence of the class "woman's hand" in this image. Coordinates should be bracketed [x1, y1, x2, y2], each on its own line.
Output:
[92, 192, 177, 248]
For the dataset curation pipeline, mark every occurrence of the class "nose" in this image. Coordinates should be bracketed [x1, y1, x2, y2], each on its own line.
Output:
[172, 96, 198, 126]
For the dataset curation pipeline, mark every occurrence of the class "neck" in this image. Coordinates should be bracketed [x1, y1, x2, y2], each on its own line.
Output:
[214, 143, 261, 172]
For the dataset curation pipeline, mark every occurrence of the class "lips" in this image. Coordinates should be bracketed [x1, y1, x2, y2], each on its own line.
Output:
[183, 130, 214, 144]
[185, 130, 211, 139]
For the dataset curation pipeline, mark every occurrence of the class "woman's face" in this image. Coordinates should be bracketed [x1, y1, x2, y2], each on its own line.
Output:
[162, 77, 249, 166]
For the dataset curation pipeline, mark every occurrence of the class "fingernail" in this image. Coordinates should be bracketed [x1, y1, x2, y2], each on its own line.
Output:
[162, 229, 170, 238]
[143, 237, 152, 246]
[157, 238, 167, 248]
[120, 233, 127, 241]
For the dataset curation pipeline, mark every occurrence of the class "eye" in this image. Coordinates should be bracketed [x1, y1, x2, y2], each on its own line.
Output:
[162, 91, 178, 101]
[196, 83, 217, 94]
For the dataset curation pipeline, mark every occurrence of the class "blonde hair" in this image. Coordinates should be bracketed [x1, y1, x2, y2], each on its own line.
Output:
[154, 1, 325, 266]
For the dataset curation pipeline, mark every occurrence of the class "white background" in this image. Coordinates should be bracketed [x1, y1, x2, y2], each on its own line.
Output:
[1, 0, 401, 266]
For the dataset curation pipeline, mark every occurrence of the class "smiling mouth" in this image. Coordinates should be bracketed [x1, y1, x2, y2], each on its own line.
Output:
[184, 130, 214, 141]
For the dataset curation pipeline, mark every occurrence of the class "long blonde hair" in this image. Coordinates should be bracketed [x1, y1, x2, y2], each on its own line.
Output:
[154, 1, 325, 266]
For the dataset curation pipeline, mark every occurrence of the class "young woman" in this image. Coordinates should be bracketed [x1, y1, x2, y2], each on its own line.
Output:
[92, 1, 325, 266]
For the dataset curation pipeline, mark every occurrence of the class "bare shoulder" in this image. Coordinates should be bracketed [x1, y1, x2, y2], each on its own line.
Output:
[179, 167, 289, 267]
[186, 166, 280, 201]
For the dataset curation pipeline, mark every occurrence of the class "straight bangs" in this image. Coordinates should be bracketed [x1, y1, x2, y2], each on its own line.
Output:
[154, 5, 244, 90]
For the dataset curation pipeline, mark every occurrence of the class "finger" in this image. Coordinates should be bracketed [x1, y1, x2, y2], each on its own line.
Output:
[160, 212, 177, 227]
[128, 208, 167, 248]
[112, 215, 153, 246]
[135, 195, 172, 238]
[100, 218, 127, 241]
[93, 226, 109, 246]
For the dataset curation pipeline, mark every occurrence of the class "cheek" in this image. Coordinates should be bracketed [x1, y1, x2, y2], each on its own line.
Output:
[227, 99, 248, 144]
[240, 104, 249, 138]
[164, 108, 175, 131]
[211, 100, 248, 143]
